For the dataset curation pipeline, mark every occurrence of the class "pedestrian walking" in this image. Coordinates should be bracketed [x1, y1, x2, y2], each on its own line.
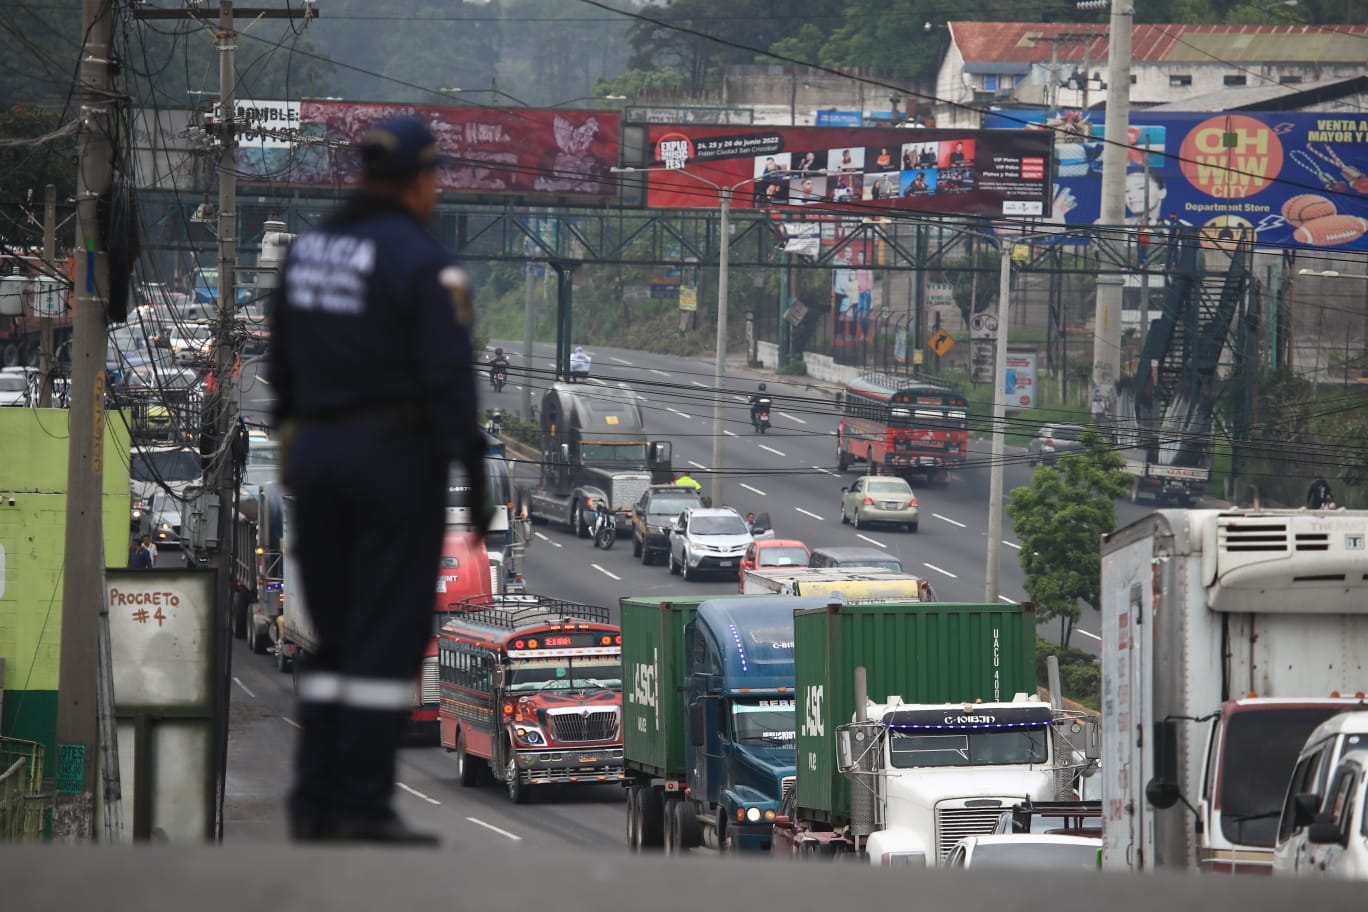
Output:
[270, 116, 488, 845]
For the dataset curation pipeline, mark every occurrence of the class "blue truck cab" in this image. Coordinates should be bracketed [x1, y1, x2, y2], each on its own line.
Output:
[681, 598, 819, 852]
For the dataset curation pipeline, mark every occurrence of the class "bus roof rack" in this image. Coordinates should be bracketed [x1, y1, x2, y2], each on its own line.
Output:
[854, 370, 958, 393]
[454, 593, 611, 629]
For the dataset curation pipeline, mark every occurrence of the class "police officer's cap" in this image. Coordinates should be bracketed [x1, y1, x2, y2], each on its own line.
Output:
[359, 116, 442, 181]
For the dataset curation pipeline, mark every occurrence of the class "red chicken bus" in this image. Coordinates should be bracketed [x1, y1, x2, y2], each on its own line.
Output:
[438, 594, 623, 803]
[836, 373, 969, 482]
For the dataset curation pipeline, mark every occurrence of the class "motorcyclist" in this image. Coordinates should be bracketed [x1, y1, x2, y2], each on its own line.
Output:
[569, 345, 591, 381]
[749, 382, 773, 430]
[591, 497, 612, 537]
[489, 347, 510, 386]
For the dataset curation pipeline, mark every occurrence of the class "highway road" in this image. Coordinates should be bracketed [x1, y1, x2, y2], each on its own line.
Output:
[225, 339, 1149, 846]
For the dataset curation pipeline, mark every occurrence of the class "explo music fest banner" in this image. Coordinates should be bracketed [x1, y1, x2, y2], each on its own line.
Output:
[982, 110, 1368, 251]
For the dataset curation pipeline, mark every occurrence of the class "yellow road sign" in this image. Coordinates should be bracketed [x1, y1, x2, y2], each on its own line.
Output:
[928, 328, 955, 357]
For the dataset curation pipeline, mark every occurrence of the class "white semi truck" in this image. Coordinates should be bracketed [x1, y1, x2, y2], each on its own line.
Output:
[1099, 509, 1368, 874]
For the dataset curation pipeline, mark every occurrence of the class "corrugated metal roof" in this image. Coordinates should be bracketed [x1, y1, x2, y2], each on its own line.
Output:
[948, 22, 1368, 66]
[1141, 74, 1368, 111]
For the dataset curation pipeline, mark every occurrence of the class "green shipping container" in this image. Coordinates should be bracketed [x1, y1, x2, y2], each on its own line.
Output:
[620, 595, 713, 779]
[792, 601, 1036, 823]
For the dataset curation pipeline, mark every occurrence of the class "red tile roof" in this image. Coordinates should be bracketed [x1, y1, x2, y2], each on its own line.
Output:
[947, 21, 1368, 65]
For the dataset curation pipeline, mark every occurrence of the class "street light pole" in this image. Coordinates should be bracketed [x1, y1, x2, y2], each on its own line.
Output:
[986, 249, 1011, 603]
[711, 189, 731, 508]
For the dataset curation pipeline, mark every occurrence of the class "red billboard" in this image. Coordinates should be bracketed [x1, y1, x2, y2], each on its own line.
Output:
[234, 101, 620, 204]
[636, 125, 1052, 217]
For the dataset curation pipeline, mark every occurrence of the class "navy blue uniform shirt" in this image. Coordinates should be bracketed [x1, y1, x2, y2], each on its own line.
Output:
[269, 193, 478, 462]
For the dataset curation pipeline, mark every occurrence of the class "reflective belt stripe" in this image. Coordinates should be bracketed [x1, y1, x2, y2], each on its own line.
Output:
[298, 672, 344, 702]
[297, 673, 414, 710]
[342, 678, 416, 710]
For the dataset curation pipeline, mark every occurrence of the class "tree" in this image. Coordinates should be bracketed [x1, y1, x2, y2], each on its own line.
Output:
[1006, 430, 1131, 649]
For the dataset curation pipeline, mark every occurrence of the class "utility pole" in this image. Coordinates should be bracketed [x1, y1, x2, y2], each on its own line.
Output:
[1088, 0, 1132, 435]
[56, 0, 115, 843]
[39, 183, 57, 408]
[985, 249, 1011, 603]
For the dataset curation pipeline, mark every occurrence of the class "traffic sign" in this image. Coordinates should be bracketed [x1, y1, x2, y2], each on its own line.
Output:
[928, 328, 955, 357]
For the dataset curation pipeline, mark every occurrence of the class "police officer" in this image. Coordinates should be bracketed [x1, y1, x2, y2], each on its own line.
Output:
[270, 116, 489, 845]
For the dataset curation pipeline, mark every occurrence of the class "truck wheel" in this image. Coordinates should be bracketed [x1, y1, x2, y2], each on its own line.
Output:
[626, 787, 641, 850]
[662, 800, 679, 855]
[456, 730, 483, 787]
[231, 591, 248, 640]
[637, 787, 663, 849]
[1, 344, 18, 367]
[674, 800, 700, 850]
[506, 756, 529, 804]
[837, 440, 851, 472]
[574, 505, 589, 538]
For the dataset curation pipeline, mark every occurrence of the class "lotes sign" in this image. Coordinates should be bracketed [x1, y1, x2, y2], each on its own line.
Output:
[631, 125, 1054, 217]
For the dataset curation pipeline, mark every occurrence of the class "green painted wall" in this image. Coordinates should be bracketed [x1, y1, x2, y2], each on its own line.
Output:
[0, 407, 131, 772]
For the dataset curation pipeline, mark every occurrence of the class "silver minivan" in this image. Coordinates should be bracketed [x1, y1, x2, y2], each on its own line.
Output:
[1274, 709, 1368, 876]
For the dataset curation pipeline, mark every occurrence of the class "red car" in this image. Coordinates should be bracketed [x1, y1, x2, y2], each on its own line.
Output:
[737, 538, 811, 590]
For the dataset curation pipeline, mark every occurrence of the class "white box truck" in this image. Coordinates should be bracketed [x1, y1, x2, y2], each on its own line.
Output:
[741, 566, 934, 603]
[1100, 509, 1368, 874]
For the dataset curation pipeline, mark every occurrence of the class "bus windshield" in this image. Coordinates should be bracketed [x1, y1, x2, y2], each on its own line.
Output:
[507, 657, 622, 693]
[888, 727, 1048, 768]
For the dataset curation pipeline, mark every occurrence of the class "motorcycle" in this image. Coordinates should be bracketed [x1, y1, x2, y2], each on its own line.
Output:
[591, 502, 616, 550]
[485, 408, 503, 438]
[752, 397, 772, 434]
[489, 366, 507, 392]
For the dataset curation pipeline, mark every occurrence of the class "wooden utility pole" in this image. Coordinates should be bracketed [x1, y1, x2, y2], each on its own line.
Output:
[55, 0, 115, 843]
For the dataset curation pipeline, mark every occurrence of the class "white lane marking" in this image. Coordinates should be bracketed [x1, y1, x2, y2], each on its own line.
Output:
[739, 483, 767, 497]
[923, 562, 958, 579]
[667, 407, 692, 419]
[610, 356, 632, 365]
[933, 513, 966, 528]
[812, 465, 837, 476]
[690, 381, 707, 388]
[467, 817, 523, 841]
[855, 534, 886, 549]
[777, 411, 805, 424]
[589, 377, 607, 385]
[397, 782, 441, 806]
[688, 460, 707, 470]
[650, 368, 671, 377]
[282, 717, 303, 730]
[724, 430, 738, 437]
[998, 595, 1018, 604]
[533, 532, 563, 549]
[1003, 541, 1022, 550]
[1075, 629, 1102, 642]
[256, 376, 271, 386]
[795, 507, 824, 521]
[592, 564, 621, 581]
[731, 395, 748, 403]
[232, 677, 256, 699]
[759, 444, 786, 457]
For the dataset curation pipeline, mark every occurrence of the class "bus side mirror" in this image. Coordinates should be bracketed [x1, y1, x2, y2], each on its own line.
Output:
[491, 665, 505, 689]
[1293, 793, 1322, 829]
[1145, 719, 1181, 810]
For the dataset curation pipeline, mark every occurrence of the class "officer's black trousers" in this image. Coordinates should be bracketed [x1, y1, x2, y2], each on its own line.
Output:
[285, 420, 445, 831]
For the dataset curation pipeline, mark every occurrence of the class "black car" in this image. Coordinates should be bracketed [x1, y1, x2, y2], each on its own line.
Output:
[632, 485, 704, 565]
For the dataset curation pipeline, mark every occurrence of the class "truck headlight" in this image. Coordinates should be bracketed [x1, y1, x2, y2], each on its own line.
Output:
[514, 726, 544, 746]
[745, 806, 761, 823]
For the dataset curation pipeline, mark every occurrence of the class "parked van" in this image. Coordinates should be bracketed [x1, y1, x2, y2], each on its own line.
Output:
[1274, 709, 1368, 876]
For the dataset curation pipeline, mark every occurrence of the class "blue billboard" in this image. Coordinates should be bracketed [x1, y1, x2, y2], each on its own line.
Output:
[982, 109, 1368, 251]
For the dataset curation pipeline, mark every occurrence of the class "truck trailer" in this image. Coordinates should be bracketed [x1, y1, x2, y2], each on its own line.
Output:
[773, 600, 1097, 865]
[741, 566, 935, 603]
[621, 594, 835, 853]
[1100, 509, 1368, 874]
[526, 383, 672, 536]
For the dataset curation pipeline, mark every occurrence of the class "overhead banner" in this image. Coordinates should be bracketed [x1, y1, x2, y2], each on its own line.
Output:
[233, 101, 620, 204]
[983, 109, 1368, 251]
[634, 125, 1053, 217]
